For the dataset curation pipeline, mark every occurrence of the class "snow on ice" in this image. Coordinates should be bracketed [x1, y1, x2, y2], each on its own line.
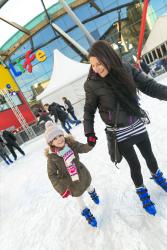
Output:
[1, 73, 167, 250]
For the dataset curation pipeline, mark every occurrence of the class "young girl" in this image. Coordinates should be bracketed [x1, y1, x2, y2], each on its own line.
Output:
[45, 121, 99, 227]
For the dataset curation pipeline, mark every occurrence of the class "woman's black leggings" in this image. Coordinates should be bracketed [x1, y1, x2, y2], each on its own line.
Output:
[118, 132, 158, 187]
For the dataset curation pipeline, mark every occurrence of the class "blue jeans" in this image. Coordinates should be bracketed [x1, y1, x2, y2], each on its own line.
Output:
[61, 117, 76, 134]
[69, 111, 80, 122]
[0, 151, 12, 162]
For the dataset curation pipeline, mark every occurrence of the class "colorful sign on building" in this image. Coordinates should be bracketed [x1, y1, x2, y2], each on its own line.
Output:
[9, 49, 47, 77]
[0, 64, 19, 91]
[0, 64, 36, 131]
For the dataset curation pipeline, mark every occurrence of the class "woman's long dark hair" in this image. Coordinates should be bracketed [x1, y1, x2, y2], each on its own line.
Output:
[88, 40, 143, 117]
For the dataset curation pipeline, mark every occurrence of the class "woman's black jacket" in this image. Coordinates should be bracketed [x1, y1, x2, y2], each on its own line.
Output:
[83, 63, 167, 135]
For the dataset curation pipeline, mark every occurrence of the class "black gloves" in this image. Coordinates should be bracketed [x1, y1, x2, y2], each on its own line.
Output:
[86, 133, 97, 147]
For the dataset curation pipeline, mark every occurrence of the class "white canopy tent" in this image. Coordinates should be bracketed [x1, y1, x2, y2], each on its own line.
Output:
[142, 14, 167, 55]
[37, 49, 90, 118]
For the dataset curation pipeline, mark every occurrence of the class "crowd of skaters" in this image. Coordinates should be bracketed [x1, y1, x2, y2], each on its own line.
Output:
[37, 97, 81, 134]
[0, 97, 81, 166]
[0, 130, 25, 166]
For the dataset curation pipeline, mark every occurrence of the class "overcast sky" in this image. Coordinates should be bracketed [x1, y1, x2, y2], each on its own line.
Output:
[0, 0, 59, 47]
[0, 0, 165, 49]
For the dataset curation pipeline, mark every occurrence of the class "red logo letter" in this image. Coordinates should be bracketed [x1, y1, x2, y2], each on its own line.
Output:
[23, 50, 35, 73]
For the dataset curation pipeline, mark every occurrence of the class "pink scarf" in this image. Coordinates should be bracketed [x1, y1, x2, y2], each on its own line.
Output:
[54, 144, 79, 182]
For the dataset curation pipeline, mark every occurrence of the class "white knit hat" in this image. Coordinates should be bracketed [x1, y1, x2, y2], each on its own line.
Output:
[45, 121, 64, 144]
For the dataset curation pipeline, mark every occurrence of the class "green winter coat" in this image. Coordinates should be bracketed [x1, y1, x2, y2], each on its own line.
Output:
[46, 136, 92, 197]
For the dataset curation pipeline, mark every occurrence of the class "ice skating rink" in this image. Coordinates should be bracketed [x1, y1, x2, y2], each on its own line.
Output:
[1, 73, 167, 250]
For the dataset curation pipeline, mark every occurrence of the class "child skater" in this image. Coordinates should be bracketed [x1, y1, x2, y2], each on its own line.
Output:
[44, 121, 99, 227]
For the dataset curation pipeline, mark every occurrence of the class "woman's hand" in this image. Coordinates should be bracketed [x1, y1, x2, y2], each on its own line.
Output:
[86, 133, 97, 147]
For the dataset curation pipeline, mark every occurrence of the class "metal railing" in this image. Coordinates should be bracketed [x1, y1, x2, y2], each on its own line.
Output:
[0, 88, 36, 139]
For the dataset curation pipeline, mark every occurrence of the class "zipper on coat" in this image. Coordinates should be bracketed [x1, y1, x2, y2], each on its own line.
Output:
[108, 111, 112, 122]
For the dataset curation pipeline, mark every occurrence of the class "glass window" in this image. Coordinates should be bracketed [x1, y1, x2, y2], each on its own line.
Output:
[31, 62, 48, 78]
[77, 37, 90, 50]
[90, 0, 105, 10]
[150, 0, 167, 16]
[31, 72, 50, 86]
[32, 25, 56, 49]
[94, 15, 111, 29]
[0, 93, 22, 112]
[53, 17, 67, 30]
[10, 40, 32, 61]
[85, 22, 97, 32]
[41, 56, 53, 73]
[95, 0, 132, 11]
[61, 14, 75, 30]
[87, 4, 99, 16]
[74, 4, 95, 21]
[73, 54, 82, 62]
[60, 46, 80, 59]
[98, 22, 111, 36]
[106, 13, 118, 27]
[47, 38, 66, 52]
[69, 27, 83, 40]
[91, 29, 100, 40]
[7, 0, 167, 106]
[46, 39, 60, 53]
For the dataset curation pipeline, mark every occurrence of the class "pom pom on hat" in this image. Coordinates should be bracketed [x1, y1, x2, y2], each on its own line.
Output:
[45, 121, 64, 144]
[45, 121, 54, 129]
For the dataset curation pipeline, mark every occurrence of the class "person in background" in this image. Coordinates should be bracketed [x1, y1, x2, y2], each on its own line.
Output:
[55, 103, 74, 131]
[44, 103, 77, 134]
[62, 97, 81, 124]
[37, 109, 53, 126]
[139, 57, 151, 75]
[2, 130, 25, 161]
[83, 40, 167, 216]
[0, 135, 13, 165]
[44, 121, 99, 227]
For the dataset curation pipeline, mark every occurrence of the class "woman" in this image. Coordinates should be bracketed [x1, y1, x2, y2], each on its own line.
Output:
[83, 40, 167, 216]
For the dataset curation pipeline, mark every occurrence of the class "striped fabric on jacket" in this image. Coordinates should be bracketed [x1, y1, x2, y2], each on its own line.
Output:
[106, 119, 146, 143]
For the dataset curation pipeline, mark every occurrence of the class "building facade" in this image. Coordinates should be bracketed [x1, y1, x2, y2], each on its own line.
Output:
[0, 0, 160, 105]
[0, 64, 36, 131]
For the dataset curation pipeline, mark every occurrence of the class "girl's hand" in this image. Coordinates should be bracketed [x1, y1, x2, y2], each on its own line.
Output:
[61, 189, 71, 198]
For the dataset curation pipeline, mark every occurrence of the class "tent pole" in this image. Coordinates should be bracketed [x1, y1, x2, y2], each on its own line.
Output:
[51, 23, 89, 57]
[59, 0, 95, 45]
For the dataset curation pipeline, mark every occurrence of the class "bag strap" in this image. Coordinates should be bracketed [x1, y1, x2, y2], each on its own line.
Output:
[113, 102, 120, 169]
[114, 102, 120, 128]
